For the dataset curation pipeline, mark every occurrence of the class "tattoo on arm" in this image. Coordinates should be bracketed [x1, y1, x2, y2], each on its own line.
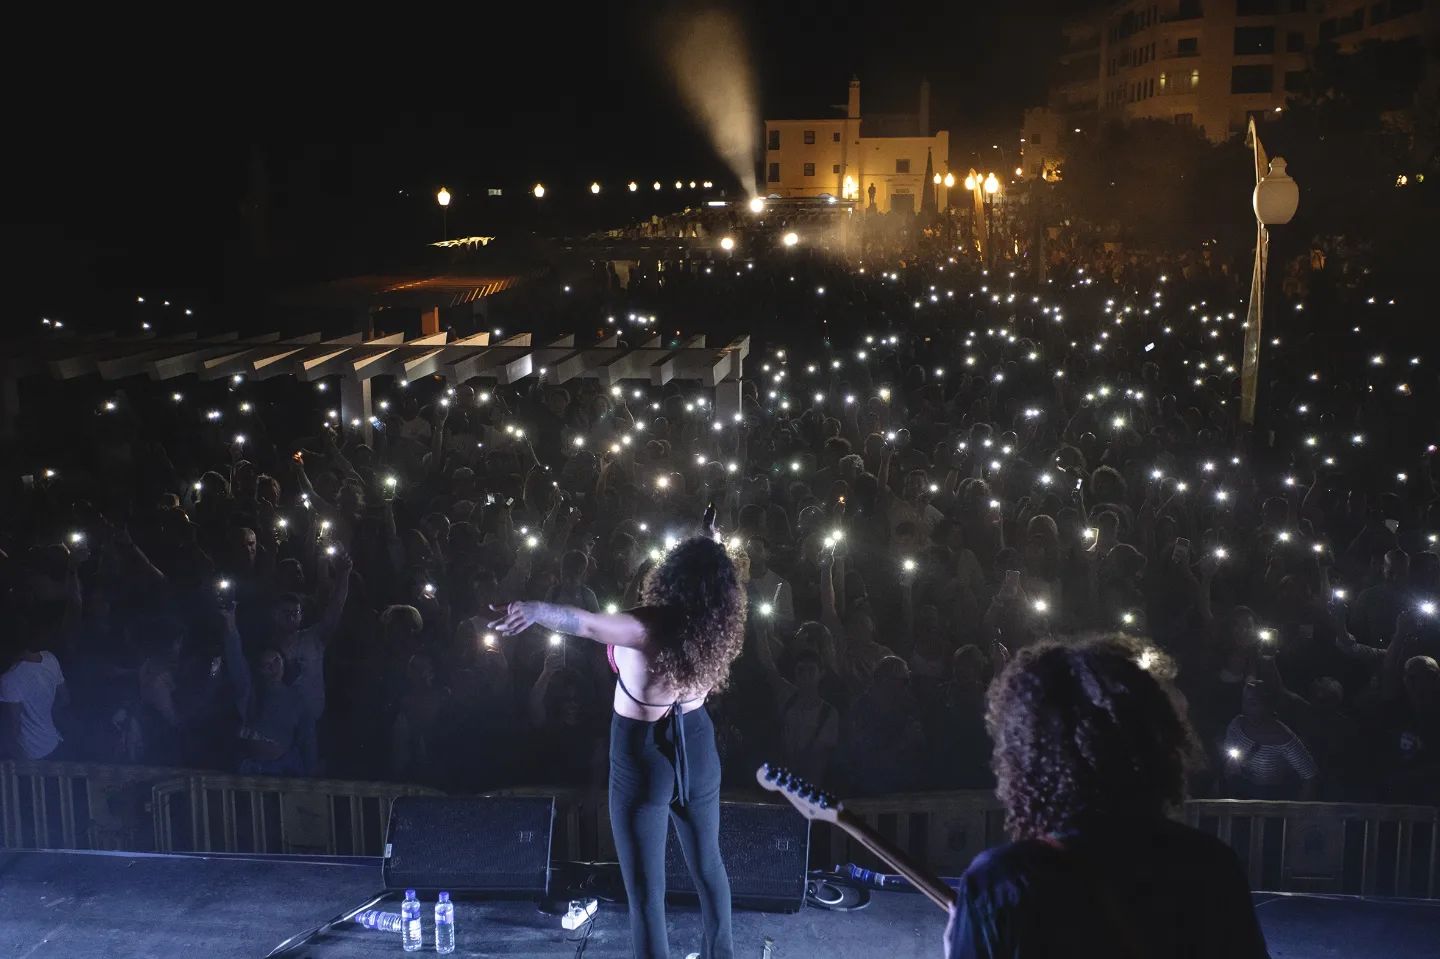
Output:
[532, 603, 582, 635]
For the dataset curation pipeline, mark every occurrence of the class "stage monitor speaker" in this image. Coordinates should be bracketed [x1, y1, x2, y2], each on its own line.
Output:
[664, 801, 810, 913]
[383, 796, 553, 897]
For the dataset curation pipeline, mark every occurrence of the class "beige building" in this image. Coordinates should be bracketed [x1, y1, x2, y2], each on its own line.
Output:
[1033, 0, 1437, 146]
[763, 80, 952, 215]
[1316, 0, 1437, 50]
[1096, 0, 1319, 143]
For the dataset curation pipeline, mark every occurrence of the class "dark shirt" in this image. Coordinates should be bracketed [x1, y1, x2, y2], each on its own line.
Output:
[947, 816, 1268, 959]
[1350, 583, 1405, 648]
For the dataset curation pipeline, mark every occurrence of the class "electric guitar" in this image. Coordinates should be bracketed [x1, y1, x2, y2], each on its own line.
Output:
[755, 763, 957, 911]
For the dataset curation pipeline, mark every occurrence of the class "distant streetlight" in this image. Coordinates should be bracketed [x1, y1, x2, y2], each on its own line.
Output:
[590, 181, 601, 194]
[533, 183, 546, 199]
[628, 181, 638, 192]
[783, 231, 799, 247]
[933, 173, 942, 185]
[719, 236, 736, 251]
[436, 187, 451, 240]
[653, 181, 663, 191]
[983, 172, 1000, 194]
[964, 173, 977, 191]
[749, 197, 765, 214]
[943, 172, 955, 188]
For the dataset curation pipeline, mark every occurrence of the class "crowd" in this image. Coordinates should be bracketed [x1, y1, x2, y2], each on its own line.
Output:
[2, 236, 1437, 809]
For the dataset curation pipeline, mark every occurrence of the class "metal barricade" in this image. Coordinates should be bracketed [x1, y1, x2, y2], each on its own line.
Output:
[7, 759, 1437, 900]
[152, 772, 439, 856]
[1185, 799, 1439, 899]
[828, 791, 1007, 875]
[0, 760, 184, 851]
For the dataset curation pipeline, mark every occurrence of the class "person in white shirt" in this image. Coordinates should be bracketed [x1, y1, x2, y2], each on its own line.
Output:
[0, 646, 69, 760]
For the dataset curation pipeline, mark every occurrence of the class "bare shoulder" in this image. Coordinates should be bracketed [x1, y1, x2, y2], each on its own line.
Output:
[624, 605, 681, 650]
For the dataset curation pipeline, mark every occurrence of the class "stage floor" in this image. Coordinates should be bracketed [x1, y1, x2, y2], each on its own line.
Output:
[2, 849, 1439, 958]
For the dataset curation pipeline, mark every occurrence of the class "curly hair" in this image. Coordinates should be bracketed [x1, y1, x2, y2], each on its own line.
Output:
[640, 536, 747, 695]
[986, 636, 1196, 840]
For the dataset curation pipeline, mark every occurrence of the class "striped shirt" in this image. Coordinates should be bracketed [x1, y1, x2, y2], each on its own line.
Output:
[1223, 718, 1318, 785]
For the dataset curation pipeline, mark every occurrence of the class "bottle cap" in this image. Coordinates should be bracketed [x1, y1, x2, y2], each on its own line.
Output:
[439, 891, 450, 902]
[406, 889, 416, 898]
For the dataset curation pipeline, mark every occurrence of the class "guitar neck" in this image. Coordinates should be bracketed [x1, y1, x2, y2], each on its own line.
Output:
[835, 810, 956, 911]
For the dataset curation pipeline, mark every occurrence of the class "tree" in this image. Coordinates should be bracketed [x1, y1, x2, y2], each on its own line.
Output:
[1055, 119, 1251, 249]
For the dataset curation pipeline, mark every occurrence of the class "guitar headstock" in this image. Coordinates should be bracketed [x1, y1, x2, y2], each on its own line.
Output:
[755, 763, 841, 825]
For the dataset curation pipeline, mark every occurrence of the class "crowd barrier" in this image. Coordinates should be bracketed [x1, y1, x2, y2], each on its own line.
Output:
[1, 760, 182, 851]
[4, 762, 1436, 899]
[150, 772, 439, 856]
[0, 761, 436, 857]
[1185, 799, 1439, 899]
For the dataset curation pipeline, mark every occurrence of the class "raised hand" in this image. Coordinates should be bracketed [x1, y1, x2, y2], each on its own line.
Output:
[332, 550, 355, 576]
[488, 601, 537, 636]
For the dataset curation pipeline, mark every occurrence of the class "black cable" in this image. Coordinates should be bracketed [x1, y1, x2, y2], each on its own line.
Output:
[804, 874, 872, 912]
[572, 910, 598, 959]
[265, 890, 389, 957]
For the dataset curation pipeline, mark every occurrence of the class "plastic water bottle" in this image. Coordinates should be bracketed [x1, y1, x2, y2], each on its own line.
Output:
[434, 891, 455, 954]
[354, 909, 404, 933]
[401, 889, 423, 952]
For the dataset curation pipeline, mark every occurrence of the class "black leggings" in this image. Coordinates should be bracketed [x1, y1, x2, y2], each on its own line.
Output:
[609, 708, 733, 959]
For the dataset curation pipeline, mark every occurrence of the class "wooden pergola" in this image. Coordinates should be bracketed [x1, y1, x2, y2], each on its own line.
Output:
[0, 330, 749, 443]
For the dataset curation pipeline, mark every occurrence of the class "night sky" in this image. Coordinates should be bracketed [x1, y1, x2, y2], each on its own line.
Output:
[4, 2, 1081, 320]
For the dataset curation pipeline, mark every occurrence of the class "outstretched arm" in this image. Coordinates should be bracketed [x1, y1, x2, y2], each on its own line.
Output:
[487, 601, 648, 648]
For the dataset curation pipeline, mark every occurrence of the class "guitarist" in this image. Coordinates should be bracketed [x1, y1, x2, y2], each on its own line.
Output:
[946, 638, 1269, 959]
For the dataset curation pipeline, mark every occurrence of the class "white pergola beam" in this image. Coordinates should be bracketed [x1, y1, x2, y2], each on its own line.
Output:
[445, 333, 531, 383]
[200, 334, 324, 380]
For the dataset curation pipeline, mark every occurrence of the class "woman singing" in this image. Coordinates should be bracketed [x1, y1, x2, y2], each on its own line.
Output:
[489, 509, 742, 959]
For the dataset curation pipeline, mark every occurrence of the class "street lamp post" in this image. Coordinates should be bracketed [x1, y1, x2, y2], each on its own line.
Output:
[941, 172, 955, 240]
[1240, 119, 1299, 427]
[436, 187, 451, 241]
[964, 170, 982, 260]
[982, 172, 1001, 270]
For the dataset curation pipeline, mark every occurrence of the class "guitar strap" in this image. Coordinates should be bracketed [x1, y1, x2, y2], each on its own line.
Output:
[1039, 835, 1145, 959]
